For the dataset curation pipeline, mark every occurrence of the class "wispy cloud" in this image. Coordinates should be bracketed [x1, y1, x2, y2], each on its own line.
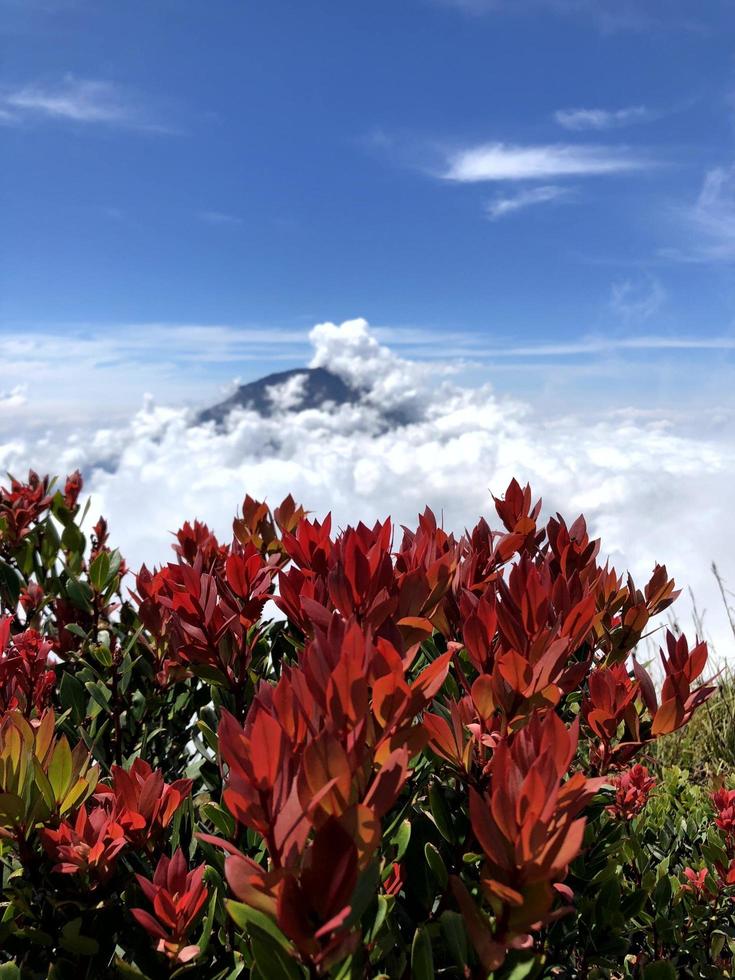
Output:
[442, 142, 651, 182]
[610, 276, 666, 321]
[431, 0, 708, 33]
[554, 105, 651, 130]
[197, 210, 243, 226]
[486, 184, 571, 219]
[453, 335, 735, 358]
[0, 75, 169, 131]
[661, 165, 735, 263]
[687, 165, 735, 259]
[0, 384, 27, 412]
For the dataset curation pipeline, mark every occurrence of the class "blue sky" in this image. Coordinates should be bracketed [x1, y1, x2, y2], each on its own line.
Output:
[2, 1, 735, 654]
[2, 0, 735, 395]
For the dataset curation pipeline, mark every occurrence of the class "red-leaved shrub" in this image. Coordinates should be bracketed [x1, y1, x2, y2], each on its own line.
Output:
[0, 469, 726, 978]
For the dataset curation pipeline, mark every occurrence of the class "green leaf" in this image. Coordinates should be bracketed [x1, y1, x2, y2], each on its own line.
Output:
[711, 930, 727, 961]
[428, 782, 454, 843]
[91, 644, 113, 668]
[505, 960, 540, 980]
[0, 793, 25, 825]
[64, 623, 89, 640]
[410, 926, 434, 980]
[197, 889, 219, 957]
[107, 548, 122, 581]
[59, 917, 99, 956]
[59, 671, 87, 724]
[198, 719, 220, 754]
[40, 520, 61, 566]
[32, 759, 56, 812]
[424, 842, 448, 889]
[367, 895, 390, 943]
[393, 819, 411, 861]
[344, 862, 380, 929]
[60, 520, 85, 559]
[0, 964, 21, 979]
[0, 561, 21, 607]
[66, 576, 93, 613]
[250, 933, 304, 980]
[642, 963, 677, 980]
[462, 851, 482, 865]
[85, 680, 112, 715]
[439, 910, 468, 969]
[89, 550, 111, 592]
[119, 652, 136, 695]
[201, 801, 236, 839]
[620, 887, 648, 919]
[113, 957, 151, 979]
[225, 901, 292, 950]
[47, 737, 73, 801]
[192, 665, 230, 687]
[59, 776, 92, 815]
[650, 874, 672, 910]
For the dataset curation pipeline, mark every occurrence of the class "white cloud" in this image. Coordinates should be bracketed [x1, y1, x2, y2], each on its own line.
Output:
[486, 184, 571, 219]
[452, 335, 735, 357]
[0, 384, 27, 411]
[443, 142, 650, 182]
[610, 276, 666, 321]
[2, 318, 734, 660]
[309, 318, 437, 415]
[266, 373, 308, 411]
[1, 322, 733, 432]
[432, 0, 704, 32]
[0, 76, 167, 131]
[0, 324, 308, 429]
[554, 105, 650, 130]
[197, 210, 243, 226]
[670, 165, 735, 262]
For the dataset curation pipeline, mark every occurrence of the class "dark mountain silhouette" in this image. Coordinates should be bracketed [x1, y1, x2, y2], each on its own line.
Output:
[196, 367, 360, 426]
[196, 365, 415, 428]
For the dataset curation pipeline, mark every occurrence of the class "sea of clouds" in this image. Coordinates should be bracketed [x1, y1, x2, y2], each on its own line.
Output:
[1, 318, 733, 660]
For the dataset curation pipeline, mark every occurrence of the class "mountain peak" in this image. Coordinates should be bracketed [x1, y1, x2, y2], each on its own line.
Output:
[196, 366, 360, 426]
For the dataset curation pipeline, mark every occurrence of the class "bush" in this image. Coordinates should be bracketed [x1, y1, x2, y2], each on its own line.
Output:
[0, 470, 729, 978]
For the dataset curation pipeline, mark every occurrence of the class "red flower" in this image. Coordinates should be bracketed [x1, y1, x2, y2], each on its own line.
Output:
[634, 631, 715, 737]
[456, 713, 604, 969]
[582, 663, 642, 772]
[63, 470, 83, 510]
[607, 765, 656, 820]
[89, 515, 127, 577]
[383, 861, 404, 897]
[173, 519, 227, 568]
[19, 581, 44, 618]
[0, 470, 52, 550]
[132, 849, 208, 964]
[0, 618, 55, 716]
[219, 817, 361, 969]
[681, 867, 710, 898]
[40, 804, 126, 884]
[712, 788, 735, 848]
[95, 758, 192, 849]
[584, 664, 639, 742]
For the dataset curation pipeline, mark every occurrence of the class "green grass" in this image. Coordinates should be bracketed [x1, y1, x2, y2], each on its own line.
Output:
[650, 563, 735, 779]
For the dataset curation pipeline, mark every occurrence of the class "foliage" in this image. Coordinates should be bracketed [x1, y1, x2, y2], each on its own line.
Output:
[0, 468, 729, 977]
[652, 666, 735, 777]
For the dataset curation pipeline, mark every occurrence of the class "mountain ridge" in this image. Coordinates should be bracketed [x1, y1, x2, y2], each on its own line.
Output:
[196, 366, 361, 426]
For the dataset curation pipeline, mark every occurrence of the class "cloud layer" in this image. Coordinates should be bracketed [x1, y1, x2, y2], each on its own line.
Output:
[1, 318, 733, 660]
